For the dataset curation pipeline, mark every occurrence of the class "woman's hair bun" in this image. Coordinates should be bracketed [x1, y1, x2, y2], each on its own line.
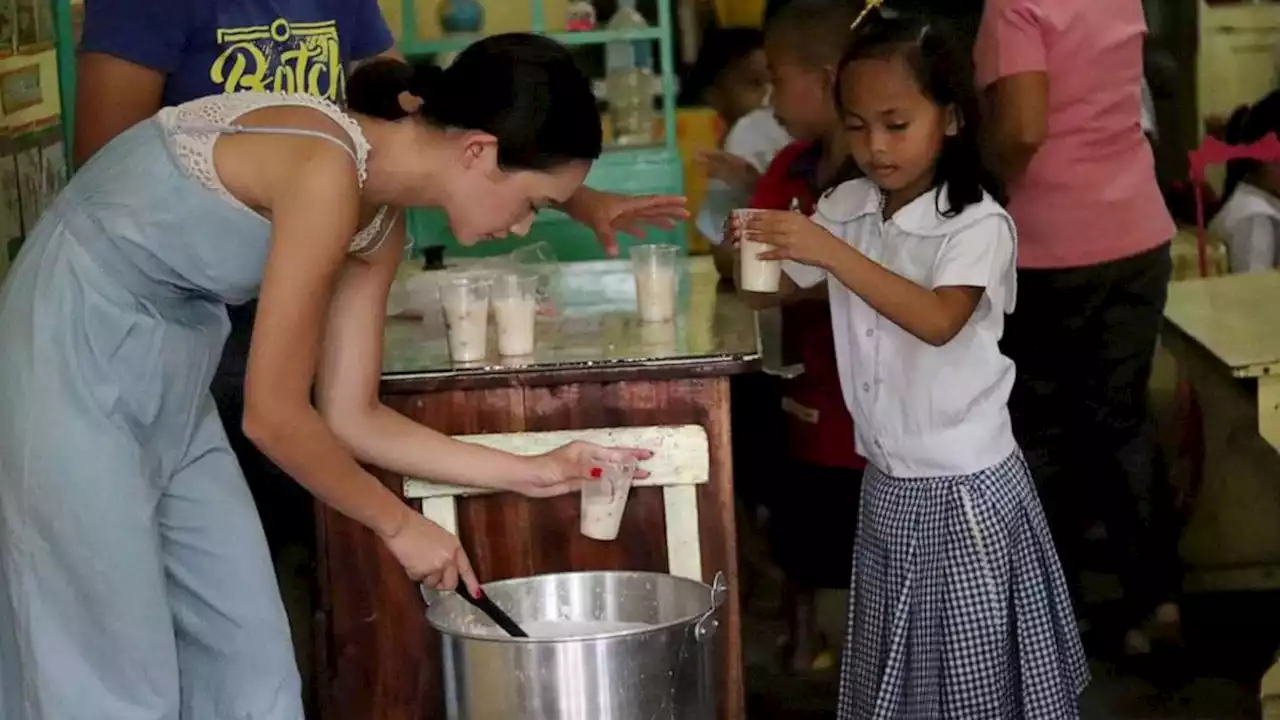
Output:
[347, 58, 451, 121]
[347, 58, 413, 120]
[408, 62, 445, 102]
[347, 33, 603, 171]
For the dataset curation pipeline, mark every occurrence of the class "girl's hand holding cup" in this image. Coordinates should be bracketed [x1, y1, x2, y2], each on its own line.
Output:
[737, 210, 843, 269]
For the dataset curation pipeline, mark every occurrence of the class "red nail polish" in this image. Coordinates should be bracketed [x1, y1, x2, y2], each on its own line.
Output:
[590, 467, 603, 479]
[473, 587, 482, 599]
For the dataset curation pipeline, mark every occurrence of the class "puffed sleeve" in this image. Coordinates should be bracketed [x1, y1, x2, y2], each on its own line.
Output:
[932, 214, 1018, 314]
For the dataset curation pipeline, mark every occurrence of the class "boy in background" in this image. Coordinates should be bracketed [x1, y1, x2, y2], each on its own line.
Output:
[740, 0, 866, 673]
[680, 26, 791, 600]
[685, 27, 792, 248]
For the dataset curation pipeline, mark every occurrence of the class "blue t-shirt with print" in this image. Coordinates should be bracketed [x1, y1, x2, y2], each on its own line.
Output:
[80, 0, 395, 106]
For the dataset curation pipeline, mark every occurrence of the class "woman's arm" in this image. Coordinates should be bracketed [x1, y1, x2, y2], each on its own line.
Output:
[973, 0, 1049, 181]
[74, 0, 185, 167]
[74, 55, 165, 168]
[982, 73, 1048, 181]
[241, 143, 414, 540]
[242, 137, 490, 591]
[312, 216, 575, 496]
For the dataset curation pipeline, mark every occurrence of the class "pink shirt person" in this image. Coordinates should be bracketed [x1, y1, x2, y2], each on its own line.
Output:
[975, 0, 1174, 269]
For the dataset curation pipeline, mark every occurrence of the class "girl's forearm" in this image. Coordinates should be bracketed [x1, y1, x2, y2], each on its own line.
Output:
[823, 246, 974, 347]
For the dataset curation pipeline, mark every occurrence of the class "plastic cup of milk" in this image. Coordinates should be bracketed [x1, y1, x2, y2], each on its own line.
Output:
[732, 209, 781, 293]
[580, 459, 637, 541]
[491, 272, 539, 357]
[630, 244, 679, 323]
[438, 273, 492, 363]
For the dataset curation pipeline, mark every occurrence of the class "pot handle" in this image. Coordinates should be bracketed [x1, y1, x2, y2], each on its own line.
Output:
[693, 571, 729, 643]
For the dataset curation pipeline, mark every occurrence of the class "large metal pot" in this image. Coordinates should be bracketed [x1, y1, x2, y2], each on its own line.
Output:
[424, 570, 728, 720]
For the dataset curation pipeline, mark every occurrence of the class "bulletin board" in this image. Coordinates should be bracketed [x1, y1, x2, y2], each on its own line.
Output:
[0, 0, 76, 281]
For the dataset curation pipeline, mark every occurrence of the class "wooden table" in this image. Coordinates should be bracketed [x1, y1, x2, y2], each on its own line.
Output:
[314, 257, 758, 720]
[1160, 272, 1280, 718]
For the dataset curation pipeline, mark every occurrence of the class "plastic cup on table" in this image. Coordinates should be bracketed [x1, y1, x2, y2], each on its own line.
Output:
[491, 272, 539, 357]
[630, 244, 679, 323]
[438, 273, 492, 363]
[580, 458, 638, 541]
[510, 241, 562, 319]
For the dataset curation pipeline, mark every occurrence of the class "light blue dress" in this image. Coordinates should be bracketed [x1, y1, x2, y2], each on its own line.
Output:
[0, 96, 383, 719]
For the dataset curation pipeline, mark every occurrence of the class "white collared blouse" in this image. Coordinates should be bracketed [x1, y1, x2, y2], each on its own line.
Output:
[784, 179, 1020, 478]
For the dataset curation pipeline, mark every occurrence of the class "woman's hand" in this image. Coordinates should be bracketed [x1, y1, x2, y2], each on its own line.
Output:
[562, 187, 689, 257]
[382, 508, 481, 597]
[698, 149, 761, 193]
[738, 210, 844, 268]
[511, 441, 653, 498]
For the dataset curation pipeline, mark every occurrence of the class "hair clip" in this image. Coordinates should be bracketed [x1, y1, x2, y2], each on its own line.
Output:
[850, 0, 885, 30]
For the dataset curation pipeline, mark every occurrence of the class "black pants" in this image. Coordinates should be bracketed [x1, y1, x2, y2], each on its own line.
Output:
[1002, 243, 1180, 626]
[768, 463, 863, 589]
[728, 371, 788, 510]
[211, 300, 315, 555]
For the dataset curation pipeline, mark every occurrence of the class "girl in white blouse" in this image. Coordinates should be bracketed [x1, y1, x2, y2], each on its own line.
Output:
[738, 14, 1087, 718]
[1211, 91, 1280, 274]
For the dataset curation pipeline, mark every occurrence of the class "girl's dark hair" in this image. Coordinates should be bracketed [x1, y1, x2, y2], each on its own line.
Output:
[835, 12, 997, 215]
[1221, 90, 1280, 203]
[678, 27, 764, 106]
[347, 33, 602, 171]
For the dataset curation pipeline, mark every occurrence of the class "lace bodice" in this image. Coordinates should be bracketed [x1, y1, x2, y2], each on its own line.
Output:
[156, 93, 393, 255]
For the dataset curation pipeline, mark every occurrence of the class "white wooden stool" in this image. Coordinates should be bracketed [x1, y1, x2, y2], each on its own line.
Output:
[402, 424, 711, 580]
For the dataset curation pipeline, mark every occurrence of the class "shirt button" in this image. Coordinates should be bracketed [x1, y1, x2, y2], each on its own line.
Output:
[865, 328, 874, 337]
[862, 382, 870, 392]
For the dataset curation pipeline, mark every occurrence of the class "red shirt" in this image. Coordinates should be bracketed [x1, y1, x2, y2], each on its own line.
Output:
[749, 141, 865, 470]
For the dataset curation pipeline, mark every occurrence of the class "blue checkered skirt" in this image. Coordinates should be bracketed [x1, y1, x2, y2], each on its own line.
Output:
[836, 451, 1089, 719]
